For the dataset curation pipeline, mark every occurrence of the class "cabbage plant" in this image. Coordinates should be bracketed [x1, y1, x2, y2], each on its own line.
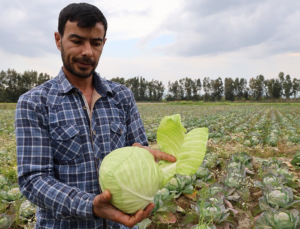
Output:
[202, 153, 221, 169]
[0, 175, 8, 189]
[254, 173, 287, 191]
[199, 201, 230, 224]
[230, 152, 253, 169]
[208, 183, 237, 201]
[263, 162, 297, 188]
[19, 200, 36, 218]
[226, 161, 244, 172]
[291, 151, 300, 169]
[259, 185, 300, 211]
[99, 114, 208, 214]
[255, 208, 299, 229]
[222, 168, 245, 189]
[0, 214, 13, 228]
[262, 158, 289, 171]
[164, 174, 196, 197]
[195, 167, 213, 182]
[0, 187, 22, 202]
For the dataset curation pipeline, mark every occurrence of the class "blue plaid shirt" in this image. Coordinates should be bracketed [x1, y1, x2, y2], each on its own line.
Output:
[15, 68, 148, 229]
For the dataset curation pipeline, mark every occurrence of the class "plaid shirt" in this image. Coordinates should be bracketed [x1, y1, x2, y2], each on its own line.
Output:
[15, 68, 148, 229]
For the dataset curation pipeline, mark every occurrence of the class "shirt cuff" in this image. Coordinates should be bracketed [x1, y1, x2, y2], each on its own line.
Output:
[71, 192, 98, 219]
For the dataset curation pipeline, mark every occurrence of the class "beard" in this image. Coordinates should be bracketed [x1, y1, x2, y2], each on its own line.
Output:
[61, 43, 98, 79]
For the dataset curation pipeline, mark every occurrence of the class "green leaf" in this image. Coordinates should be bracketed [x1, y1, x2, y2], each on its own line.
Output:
[137, 218, 152, 229]
[157, 114, 208, 184]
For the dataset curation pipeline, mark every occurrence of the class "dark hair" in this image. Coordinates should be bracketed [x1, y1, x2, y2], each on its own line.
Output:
[58, 3, 108, 38]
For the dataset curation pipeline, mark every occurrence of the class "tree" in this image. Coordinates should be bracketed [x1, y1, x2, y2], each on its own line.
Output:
[0, 70, 7, 102]
[37, 73, 51, 86]
[167, 80, 179, 101]
[178, 79, 185, 100]
[125, 77, 139, 100]
[211, 77, 223, 101]
[267, 79, 282, 99]
[138, 76, 147, 101]
[153, 80, 165, 101]
[249, 75, 265, 100]
[283, 75, 293, 99]
[278, 72, 293, 99]
[110, 76, 126, 85]
[192, 78, 201, 101]
[203, 77, 211, 101]
[234, 78, 247, 100]
[292, 78, 300, 98]
[184, 77, 194, 100]
[19, 70, 38, 95]
[224, 77, 235, 101]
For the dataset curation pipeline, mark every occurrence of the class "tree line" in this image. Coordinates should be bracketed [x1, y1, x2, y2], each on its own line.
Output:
[0, 69, 51, 103]
[112, 73, 300, 102]
[0, 69, 299, 103]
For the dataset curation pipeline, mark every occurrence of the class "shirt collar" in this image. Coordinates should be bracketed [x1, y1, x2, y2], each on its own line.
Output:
[57, 67, 112, 97]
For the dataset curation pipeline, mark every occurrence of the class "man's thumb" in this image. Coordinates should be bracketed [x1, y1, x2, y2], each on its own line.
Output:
[99, 190, 111, 203]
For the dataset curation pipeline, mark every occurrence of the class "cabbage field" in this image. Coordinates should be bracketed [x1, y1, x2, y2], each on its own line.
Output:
[1, 103, 300, 228]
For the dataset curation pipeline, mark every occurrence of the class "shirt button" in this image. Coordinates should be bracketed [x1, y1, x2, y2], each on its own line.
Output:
[120, 129, 123, 133]
[83, 106, 87, 110]
[74, 91, 78, 95]
[93, 131, 96, 135]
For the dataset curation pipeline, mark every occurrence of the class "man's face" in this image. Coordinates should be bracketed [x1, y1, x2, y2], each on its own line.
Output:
[55, 21, 106, 79]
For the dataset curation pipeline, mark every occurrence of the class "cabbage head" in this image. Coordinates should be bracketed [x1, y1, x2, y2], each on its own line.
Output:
[99, 114, 208, 214]
[255, 208, 299, 229]
[100, 147, 164, 214]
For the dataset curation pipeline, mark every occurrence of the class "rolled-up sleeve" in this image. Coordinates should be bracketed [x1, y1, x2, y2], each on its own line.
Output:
[15, 95, 96, 219]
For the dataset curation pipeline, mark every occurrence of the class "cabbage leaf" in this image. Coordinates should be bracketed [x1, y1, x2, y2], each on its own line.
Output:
[157, 114, 208, 184]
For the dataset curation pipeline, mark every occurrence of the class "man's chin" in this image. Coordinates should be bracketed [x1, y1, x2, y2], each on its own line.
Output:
[74, 67, 94, 78]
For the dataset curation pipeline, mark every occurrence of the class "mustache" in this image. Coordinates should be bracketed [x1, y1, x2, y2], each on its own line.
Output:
[73, 56, 95, 65]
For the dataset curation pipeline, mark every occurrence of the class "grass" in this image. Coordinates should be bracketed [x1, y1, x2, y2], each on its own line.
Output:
[0, 103, 17, 110]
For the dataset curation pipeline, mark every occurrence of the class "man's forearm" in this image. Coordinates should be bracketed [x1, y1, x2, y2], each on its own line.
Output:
[19, 171, 97, 219]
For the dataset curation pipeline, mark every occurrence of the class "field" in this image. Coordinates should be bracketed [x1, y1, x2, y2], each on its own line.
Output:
[1, 103, 300, 228]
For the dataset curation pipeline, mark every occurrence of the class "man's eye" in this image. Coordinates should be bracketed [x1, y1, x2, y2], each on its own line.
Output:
[72, 40, 81, 44]
[93, 42, 101, 46]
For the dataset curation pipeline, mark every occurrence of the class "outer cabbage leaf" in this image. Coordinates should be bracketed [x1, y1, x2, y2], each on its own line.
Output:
[157, 114, 208, 184]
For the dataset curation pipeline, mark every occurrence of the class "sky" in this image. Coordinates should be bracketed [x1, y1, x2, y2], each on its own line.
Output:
[0, 0, 300, 87]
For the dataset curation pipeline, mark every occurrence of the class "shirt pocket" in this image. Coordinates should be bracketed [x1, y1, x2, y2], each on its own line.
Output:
[110, 122, 127, 150]
[50, 124, 82, 161]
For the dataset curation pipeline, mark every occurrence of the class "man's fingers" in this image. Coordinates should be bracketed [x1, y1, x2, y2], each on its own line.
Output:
[132, 143, 176, 162]
[98, 190, 111, 203]
[154, 150, 176, 162]
[123, 204, 154, 228]
[142, 203, 155, 218]
[132, 142, 143, 148]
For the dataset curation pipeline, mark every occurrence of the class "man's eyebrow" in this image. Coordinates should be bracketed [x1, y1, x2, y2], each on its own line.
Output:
[68, 34, 103, 42]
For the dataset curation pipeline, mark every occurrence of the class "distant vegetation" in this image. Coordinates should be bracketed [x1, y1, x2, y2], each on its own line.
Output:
[0, 69, 51, 103]
[1, 68, 299, 103]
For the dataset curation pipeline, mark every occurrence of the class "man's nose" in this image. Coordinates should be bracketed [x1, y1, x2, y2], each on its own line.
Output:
[82, 42, 93, 57]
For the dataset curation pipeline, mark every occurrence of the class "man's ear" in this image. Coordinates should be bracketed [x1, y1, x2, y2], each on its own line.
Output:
[54, 32, 62, 51]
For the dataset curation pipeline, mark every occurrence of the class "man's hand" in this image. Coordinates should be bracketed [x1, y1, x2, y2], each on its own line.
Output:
[132, 143, 176, 163]
[93, 190, 154, 228]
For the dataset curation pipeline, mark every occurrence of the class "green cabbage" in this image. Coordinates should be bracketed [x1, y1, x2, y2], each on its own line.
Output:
[99, 114, 208, 214]
[99, 147, 164, 214]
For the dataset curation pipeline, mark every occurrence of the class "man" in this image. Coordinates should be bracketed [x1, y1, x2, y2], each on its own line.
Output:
[15, 3, 175, 229]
